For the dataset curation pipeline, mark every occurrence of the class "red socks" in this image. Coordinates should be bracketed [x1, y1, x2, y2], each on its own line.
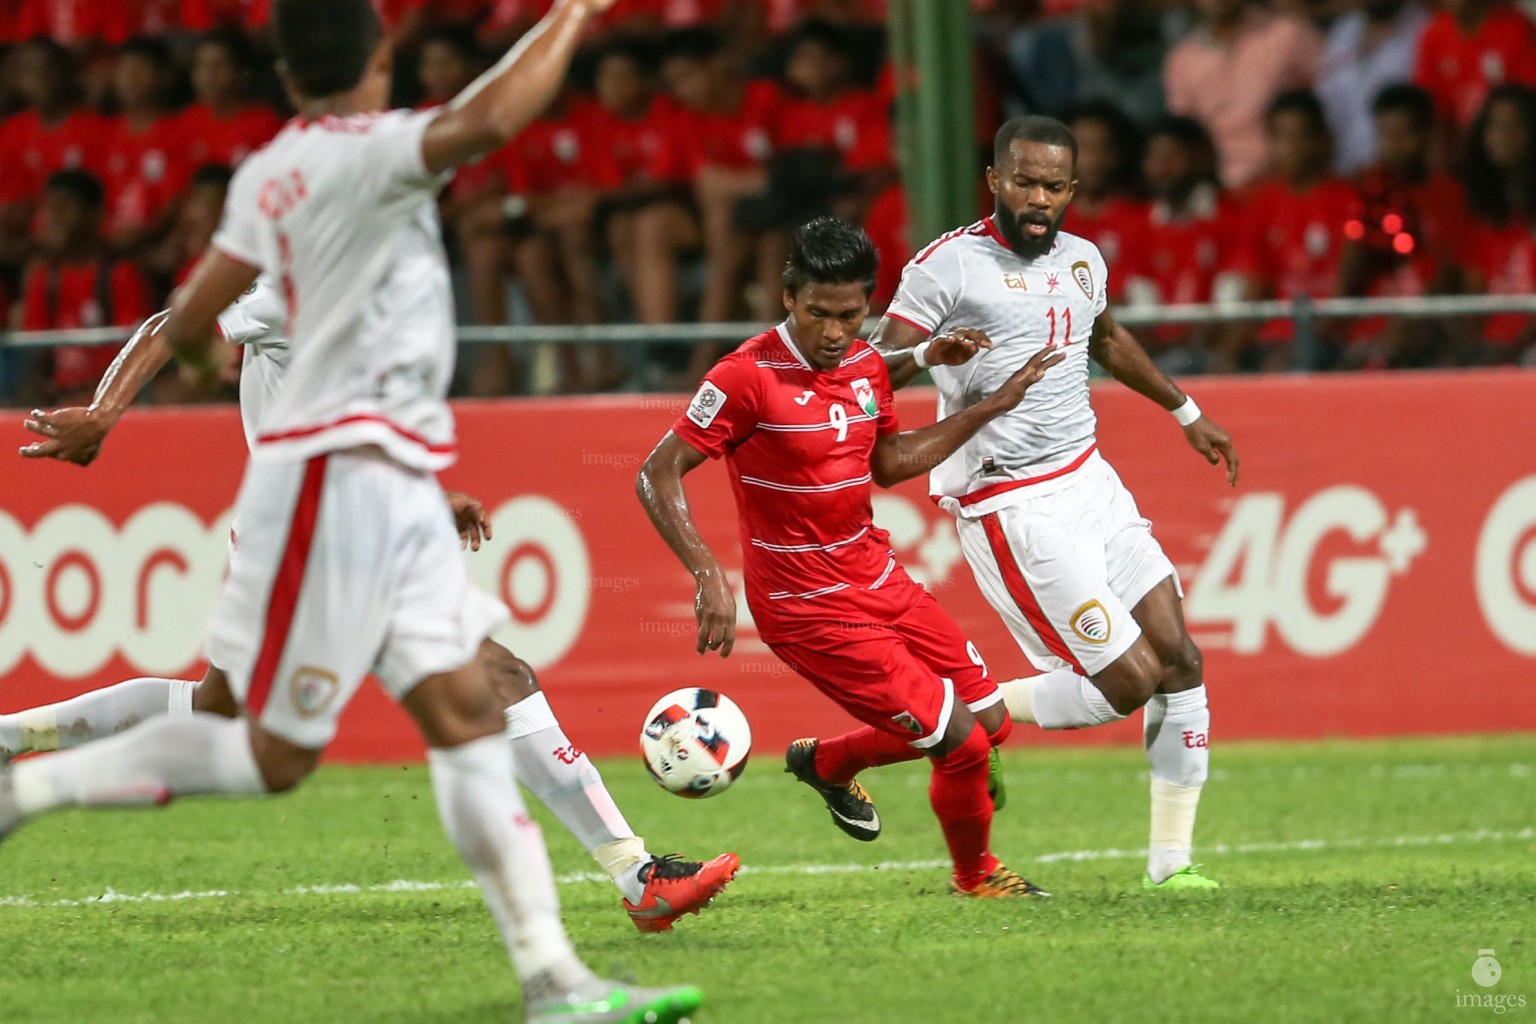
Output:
[814, 727, 923, 785]
[929, 723, 997, 890]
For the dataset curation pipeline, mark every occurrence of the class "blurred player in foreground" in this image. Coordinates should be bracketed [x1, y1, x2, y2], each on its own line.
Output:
[11, 278, 739, 935]
[875, 115, 1241, 891]
[637, 217, 1062, 899]
[0, 1, 704, 1020]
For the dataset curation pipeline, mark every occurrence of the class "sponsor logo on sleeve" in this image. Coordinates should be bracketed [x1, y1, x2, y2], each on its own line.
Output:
[1071, 260, 1094, 300]
[687, 381, 727, 428]
[1069, 599, 1112, 644]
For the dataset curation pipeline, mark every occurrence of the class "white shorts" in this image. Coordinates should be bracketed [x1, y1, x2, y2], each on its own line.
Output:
[206, 449, 509, 749]
[955, 452, 1177, 677]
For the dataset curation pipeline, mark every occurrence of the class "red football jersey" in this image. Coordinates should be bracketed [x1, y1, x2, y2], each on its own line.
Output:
[0, 109, 109, 207]
[21, 258, 152, 395]
[865, 182, 911, 311]
[1232, 177, 1357, 342]
[102, 115, 188, 234]
[1415, 3, 1536, 125]
[773, 89, 892, 173]
[500, 100, 604, 195]
[587, 97, 691, 189]
[1123, 187, 1243, 342]
[13, 0, 115, 43]
[671, 327, 918, 643]
[1468, 219, 1535, 347]
[176, 104, 284, 171]
[653, 81, 781, 181]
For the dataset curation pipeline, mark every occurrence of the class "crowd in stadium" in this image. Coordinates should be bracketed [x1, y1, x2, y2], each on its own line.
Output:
[0, 0, 1533, 403]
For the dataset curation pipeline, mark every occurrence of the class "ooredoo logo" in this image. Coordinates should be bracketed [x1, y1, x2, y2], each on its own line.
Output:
[1474, 476, 1536, 656]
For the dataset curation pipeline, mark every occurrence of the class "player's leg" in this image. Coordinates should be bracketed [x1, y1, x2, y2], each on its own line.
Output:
[1130, 577, 1215, 889]
[0, 675, 200, 758]
[378, 467, 700, 1020]
[959, 504, 1163, 728]
[483, 640, 739, 931]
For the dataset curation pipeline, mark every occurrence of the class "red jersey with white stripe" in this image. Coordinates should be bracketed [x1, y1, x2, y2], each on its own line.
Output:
[211, 109, 457, 471]
[671, 325, 919, 643]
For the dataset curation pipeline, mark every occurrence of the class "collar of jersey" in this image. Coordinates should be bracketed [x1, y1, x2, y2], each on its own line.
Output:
[774, 322, 817, 369]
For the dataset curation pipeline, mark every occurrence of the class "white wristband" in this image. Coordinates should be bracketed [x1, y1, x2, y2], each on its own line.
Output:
[1171, 396, 1202, 427]
[911, 340, 933, 370]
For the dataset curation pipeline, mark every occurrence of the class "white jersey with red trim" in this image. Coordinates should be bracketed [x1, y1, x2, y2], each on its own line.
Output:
[216, 275, 288, 452]
[211, 109, 456, 471]
[885, 219, 1109, 519]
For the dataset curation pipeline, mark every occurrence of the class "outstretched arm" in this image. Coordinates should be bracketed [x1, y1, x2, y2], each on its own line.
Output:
[422, 0, 612, 174]
[19, 309, 214, 465]
[636, 433, 737, 657]
[872, 346, 1062, 486]
[1090, 308, 1240, 486]
[871, 314, 994, 390]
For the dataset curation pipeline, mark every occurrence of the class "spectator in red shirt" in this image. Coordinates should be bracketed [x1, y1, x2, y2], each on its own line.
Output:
[656, 27, 780, 377]
[1122, 116, 1243, 370]
[0, 39, 104, 269]
[579, 42, 689, 326]
[140, 163, 233, 286]
[863, 178, 908, 312]
[736, 20, 892, 320]
[1062, 100, 1145, 300]
[19, 170, 152, 405]
[102, 37, 185, 253]
[1460, 83, 1536, 362]
[13, 0, 118, 50]
[1225, 90, 1358, 372]
[1339, 84, 1467, 366]
[176, 32, 283, 172]
[1414, 0, 1536, 128]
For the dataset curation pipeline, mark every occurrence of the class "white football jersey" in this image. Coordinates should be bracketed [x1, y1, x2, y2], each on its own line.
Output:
[215, 275, 288, 452]
[211, 109, 456, 471]
[885, 219, 1109, 518]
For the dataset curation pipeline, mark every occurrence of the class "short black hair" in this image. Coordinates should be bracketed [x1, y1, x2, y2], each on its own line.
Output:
[1148, 115, 1215, 152]
[420, 25, 479, 62]
[1372, 83, 1437, 130]
[273, 0, 381, 100]
[994, 115, 1077, 167]
[1463, 83, 1536, 223]
[45, 169, 105, 209]
[197, 29, 260, 75]
[664, 26, 724, 63]
[782, 216, 878, 296]
[190, 164, 235, 190]
[596, 38, 656, 76]
[788, 19, 851, 56]
[118, 35, 174, 69]
[1266, 89, 1330, 136]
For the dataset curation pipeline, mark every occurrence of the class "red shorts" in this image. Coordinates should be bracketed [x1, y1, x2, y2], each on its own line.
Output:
[768, 588, 1002, 749]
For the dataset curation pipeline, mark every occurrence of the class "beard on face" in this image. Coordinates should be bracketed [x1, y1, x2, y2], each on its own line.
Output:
[995, 199, 1061, 259]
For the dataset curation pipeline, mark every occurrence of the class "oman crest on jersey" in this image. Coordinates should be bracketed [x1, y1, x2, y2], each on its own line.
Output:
[850, 377, 878, 418]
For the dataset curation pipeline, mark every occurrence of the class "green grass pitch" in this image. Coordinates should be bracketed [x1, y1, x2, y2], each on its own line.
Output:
[1, 735, 1531, 1023]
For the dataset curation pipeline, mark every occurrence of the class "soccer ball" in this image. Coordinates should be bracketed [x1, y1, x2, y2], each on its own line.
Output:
[640, 688, 752, 799]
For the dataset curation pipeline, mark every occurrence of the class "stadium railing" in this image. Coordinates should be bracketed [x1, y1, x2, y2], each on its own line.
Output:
[4, 294, 1536, 378]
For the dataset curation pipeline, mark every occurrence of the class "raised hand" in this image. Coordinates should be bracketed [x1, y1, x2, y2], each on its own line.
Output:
[926, 327, 994, 367]
[992, 347, 1067, 410]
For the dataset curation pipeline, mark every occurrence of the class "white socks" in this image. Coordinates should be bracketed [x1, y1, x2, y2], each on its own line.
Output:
[10, 713, 267, 816]
[0, 677, 198, 758]
[427, 732, 590, 987]
[999, 669, 1124, 729]
[505, 693, 649, 902]
[1143, 685, 1210, 883]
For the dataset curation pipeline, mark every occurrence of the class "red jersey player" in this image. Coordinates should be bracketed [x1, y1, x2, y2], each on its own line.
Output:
[637, 217, 1062, 898]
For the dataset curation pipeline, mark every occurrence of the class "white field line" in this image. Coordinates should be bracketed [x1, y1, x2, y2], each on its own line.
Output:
[0, 826, 1530, 910]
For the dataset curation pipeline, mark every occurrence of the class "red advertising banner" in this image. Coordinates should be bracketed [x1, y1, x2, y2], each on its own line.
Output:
[3, 370, 1534, 762]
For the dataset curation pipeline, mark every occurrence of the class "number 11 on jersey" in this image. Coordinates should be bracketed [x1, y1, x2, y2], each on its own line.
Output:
[1046, 306, 1073, 347]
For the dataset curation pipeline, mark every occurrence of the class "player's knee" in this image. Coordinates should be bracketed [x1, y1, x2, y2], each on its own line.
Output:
[932, 721, 990, 771]
[480, 640, 538, 705]
[192, 672, 240, 719]
[1103, 645, 1162, 716]
[248, 729, 321, 794]
[1160, 638, 1203, 692]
